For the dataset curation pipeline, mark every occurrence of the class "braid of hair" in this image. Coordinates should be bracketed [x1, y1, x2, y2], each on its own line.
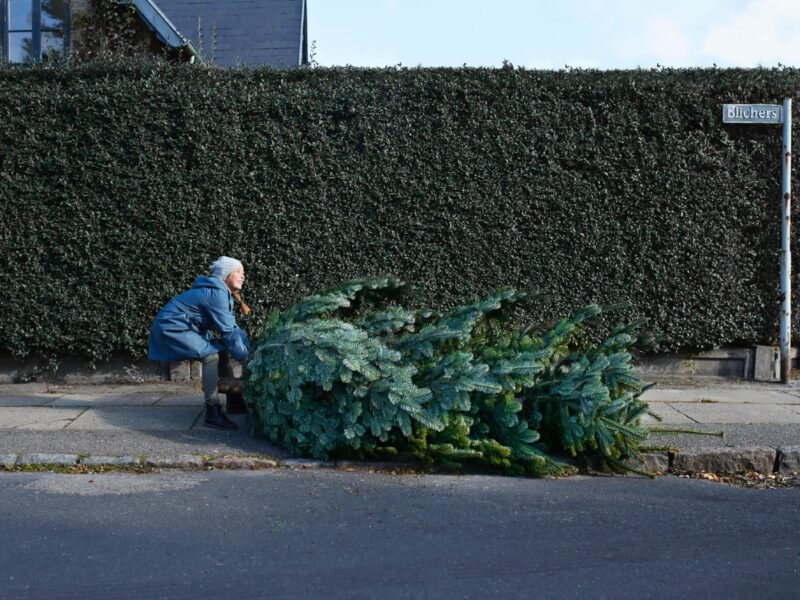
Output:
[231, 290, 251, 316]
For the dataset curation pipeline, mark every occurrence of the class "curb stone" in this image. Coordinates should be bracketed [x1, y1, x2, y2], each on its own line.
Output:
[208, 457, 277, 469]
[145, 455, 205, 469]
[282, 458, 336, 469]
[81, 455, 142, 467]
[777, 446, 800, 474]
[671, 446, 776, 474]
[644, 452, 670, 474]
[624, 452, 669, 474]
[333, 460, 421, 472]
[17, 453, 80, 467]
[0, 448, 790, 475]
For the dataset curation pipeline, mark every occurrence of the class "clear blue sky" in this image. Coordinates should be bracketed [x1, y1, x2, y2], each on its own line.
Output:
[309, 0, 800, 69]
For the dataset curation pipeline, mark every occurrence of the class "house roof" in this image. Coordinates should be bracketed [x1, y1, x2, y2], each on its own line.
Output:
[128, 0, 203, 62]
[145, 0, 308, 68]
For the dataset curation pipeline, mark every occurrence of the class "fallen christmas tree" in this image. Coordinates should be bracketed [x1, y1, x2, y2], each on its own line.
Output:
[243, 277, 652, 476]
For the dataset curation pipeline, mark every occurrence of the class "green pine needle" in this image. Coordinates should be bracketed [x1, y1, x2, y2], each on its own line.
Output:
[245, 279, 652, 475]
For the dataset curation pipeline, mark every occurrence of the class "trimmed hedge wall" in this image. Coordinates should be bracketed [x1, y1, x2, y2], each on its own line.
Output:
[1, 61, 799, 361]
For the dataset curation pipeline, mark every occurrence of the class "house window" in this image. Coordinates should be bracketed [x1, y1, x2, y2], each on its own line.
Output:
[2, 0, 70, 63]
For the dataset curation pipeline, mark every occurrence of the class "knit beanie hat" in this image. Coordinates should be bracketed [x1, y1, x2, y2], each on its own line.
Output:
[209, 256, 244, 281]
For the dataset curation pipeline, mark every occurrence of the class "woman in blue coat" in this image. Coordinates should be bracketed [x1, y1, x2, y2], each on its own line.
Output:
[149, 256, 252, 430]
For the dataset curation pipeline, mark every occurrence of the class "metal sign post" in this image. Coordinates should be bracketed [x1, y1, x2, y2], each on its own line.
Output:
[780, 98, 792, 383]
[722, 100, 792, 382]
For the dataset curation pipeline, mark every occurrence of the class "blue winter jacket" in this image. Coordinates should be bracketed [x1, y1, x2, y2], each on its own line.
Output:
[148, 276, 251, 362]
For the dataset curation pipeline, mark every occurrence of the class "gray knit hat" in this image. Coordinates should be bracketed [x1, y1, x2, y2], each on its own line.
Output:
[209, 256, 244, 281]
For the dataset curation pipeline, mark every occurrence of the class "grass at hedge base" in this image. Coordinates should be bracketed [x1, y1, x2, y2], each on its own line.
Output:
[243, 278, 651, 476]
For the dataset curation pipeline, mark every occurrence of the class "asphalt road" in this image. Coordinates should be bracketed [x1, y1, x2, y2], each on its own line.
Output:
[0, 470, 798, 600]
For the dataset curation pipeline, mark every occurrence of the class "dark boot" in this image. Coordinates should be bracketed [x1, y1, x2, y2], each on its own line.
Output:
[225, 392, 247, 414]
[205, 405, 238, 430]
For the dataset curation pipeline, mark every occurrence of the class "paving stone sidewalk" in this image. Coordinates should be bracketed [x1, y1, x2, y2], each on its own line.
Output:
[0, 381, 798, 475]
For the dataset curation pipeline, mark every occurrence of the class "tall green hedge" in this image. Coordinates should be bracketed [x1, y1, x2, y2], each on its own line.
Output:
[1, 61, 798, 361]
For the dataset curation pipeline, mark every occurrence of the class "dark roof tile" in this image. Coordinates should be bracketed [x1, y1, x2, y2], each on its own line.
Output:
[152, 0, 306, 68]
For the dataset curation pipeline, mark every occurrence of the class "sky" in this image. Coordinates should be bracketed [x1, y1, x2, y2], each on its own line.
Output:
[309, 0, 800, 69]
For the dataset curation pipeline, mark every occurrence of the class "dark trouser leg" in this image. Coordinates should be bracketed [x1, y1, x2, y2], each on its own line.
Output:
[218, 350, 242, 379]
[203, 352, 239, 430]
[202, 353, 221, 408]
[218, 350, 246, 413]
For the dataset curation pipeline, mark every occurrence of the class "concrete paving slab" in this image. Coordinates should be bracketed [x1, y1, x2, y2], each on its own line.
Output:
[0, 395, 61, 407]
[65, 407, 203, 431]
[667, 402, 800, 424]
[155, 393, 204, 406]
[50, 393, 163, 407]
[0, 430, 288, 457]
[641, 402, 697, 424]
[0, 383, 50, 395]
[46, 383, 196, 395]
[0, 407, 84, 430]
[646, 424, 800, 450]
[642, 388, 800, 404]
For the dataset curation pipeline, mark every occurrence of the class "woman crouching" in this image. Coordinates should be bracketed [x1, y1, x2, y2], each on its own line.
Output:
[148, 256, 251, 430]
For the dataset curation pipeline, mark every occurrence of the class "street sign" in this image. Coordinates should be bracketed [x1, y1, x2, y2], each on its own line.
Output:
[722, 103, 783, 124]
[722, 99, 793, 382]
